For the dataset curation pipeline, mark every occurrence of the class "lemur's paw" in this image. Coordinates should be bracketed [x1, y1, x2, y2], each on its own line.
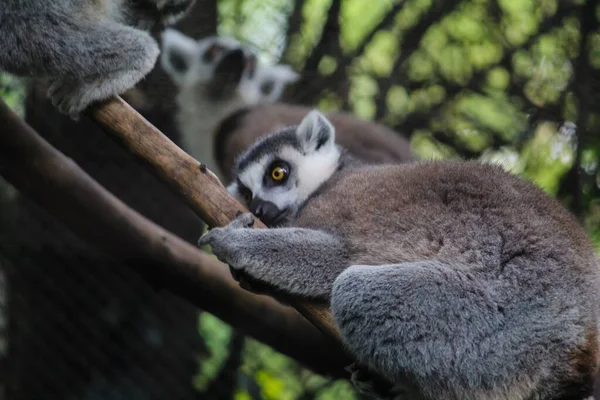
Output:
[228, 212, 256, 229]
[197, 213, 256, 268]
[48, 79, 87, 120]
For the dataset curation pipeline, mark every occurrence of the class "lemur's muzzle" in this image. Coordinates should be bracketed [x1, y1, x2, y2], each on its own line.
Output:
[249, 198, 286, 227]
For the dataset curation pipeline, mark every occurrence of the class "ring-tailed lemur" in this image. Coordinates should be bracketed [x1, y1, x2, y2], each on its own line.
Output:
[199, 110, 600, 400]
[0, 0, 196, 118]
[160, 29, 299, 178]
[212, 103, 414, 182]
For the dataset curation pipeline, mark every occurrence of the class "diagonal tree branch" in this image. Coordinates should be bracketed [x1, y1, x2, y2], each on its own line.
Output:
[374, 0, 461, 120]
[290, 2, 404, 105]
[568, 0, 597, 219]
[303, 0, 343, 73]
[282, 0, 307, 64]
[86, 96, 348, 345]
[290, 0, 343, 104]
[0, 98, 350, 377]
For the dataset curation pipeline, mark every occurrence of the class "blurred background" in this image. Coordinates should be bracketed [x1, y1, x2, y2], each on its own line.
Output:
[0, 0, 599, 399]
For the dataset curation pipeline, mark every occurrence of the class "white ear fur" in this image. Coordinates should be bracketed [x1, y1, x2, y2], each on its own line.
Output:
[296, 110, 336, 152]
[270, 65, 299, 83]
[160, 29, 198, 86]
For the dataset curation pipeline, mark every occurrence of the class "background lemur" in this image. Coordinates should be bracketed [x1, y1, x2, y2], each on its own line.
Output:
[160, 30, 414, 182]
[199, 110, 600, 400]
[160, 29, 299, 178]
[0, 0, 195, 118]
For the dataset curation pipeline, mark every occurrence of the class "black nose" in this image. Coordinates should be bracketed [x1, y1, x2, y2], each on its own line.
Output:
[207, 48, 246, 100]
[249, 198, 283, 226]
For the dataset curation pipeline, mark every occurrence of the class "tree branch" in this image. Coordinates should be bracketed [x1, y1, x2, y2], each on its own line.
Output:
[282, 0, 306, 64]
[570, 0, 597, 219]
[291, 2, 404, 105]
[0, 98, 350, 377]
[375, 0, 461, 120]
[87, 96, 348, 347]
[301, 0, 343, 73]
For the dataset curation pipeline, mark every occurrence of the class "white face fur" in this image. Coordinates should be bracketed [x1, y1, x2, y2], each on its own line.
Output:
[160, 29, 299, 104]
[228, 110, 341, 225]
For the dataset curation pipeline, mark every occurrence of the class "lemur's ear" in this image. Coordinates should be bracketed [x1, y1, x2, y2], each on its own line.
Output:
[160, 28, 197, 86]
[269, 65, 299, 84]
[296, 110, 336, 153]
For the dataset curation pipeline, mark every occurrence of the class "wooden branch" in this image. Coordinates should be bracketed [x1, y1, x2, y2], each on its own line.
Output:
[282, 0, 306, 64]
[374, 0, 461, 120]
[571, 0, 597, 219]
[0, 98, 350, 377]
[292, 2, 403, 105]
[86, 96, 345, 345]
[301, 0, 342, 74]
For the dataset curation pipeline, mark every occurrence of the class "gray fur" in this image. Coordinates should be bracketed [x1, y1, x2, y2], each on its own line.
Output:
[200, 110, 600, 399]
[0, 0, 195, 118]
[198, 213, 349, 298]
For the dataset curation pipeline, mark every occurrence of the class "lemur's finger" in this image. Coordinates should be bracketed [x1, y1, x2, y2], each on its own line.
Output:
[197, 232, 215, 247]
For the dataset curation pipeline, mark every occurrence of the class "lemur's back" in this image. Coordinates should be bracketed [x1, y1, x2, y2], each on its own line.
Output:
[294, 160, 600, 397]
[295, 160, 599, 289]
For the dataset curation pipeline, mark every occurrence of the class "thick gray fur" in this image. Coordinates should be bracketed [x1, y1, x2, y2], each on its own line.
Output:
[199, 110, 600, 400]
[0, 0, 195, 118]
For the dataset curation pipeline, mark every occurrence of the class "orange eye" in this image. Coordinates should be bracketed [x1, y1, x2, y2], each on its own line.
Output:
[271, 166, 286, 181]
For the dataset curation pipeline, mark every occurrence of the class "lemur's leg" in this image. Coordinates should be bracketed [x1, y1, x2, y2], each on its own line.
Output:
[46, 21, 159, 118]
[0, 12, 159, 118]
[331, 262, 590, 400]
[198, 213, 349, 299]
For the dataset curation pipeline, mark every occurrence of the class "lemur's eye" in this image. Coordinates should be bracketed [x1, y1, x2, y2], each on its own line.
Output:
[260, 80, 274, 96]
[270, 163, 289, 182]
[271, 167, 285, 181]
[202, 44, 222, 63]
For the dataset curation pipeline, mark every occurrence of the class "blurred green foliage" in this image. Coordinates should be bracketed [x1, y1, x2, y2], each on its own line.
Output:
[0, 74, 25, 117]
[1, 0, 599, 398]
[196, 313, 357, 399]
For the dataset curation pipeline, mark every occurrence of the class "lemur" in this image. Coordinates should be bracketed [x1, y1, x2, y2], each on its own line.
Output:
[199, 110, 600, 400]
[213, 103, 414, 182]
[160, 30, 414, 182]
[160, 29, 299, 178]
[0, 0, 196, 118]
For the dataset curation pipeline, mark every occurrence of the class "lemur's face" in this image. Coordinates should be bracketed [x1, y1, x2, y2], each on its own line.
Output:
[228, 111, 340, 226]
[160, 29, 298, 104]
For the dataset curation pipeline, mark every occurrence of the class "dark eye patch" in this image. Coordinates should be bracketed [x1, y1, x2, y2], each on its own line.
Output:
[168, 50, 188, 72]
[263, 160, 291, 187]
[260, 80, 275, 96]
[236, 179, 252, 203]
